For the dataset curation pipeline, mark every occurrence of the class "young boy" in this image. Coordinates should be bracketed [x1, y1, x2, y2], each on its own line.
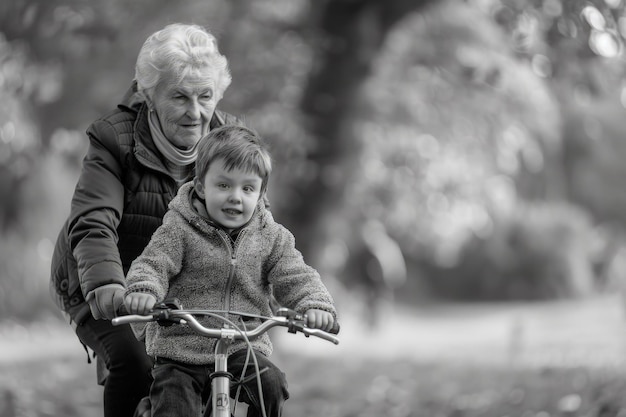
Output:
[124, 125, 337, 417]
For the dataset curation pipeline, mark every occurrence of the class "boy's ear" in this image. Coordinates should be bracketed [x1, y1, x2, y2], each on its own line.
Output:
[194, 178, 205, 199]
[258, 190, 269, 208]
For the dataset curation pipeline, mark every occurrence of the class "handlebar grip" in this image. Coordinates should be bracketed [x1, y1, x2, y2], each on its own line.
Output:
[112, 314, 154, 326]
[304, 328, 340, 345]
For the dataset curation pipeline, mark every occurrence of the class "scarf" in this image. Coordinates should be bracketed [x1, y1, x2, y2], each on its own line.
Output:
[148, 110, 199, 166]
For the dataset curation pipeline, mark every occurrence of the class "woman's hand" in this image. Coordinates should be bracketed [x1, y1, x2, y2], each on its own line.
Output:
[86, 284, 125, 320]
[305, 309, 335, 332]
[125, 293, 157, 315]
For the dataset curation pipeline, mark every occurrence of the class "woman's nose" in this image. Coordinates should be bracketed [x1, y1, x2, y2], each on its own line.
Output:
[186, 99, 201, 119]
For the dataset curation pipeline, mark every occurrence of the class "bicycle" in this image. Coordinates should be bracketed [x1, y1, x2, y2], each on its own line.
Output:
[112, 299, 340, 417]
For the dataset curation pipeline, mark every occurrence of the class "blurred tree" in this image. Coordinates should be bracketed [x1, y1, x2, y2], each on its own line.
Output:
[490, 0, 626, 62]
[309, 0, 626, 300]
[283, 0, 438, 265]
[486, 0, 626, 217]
[0, 0, 116, 230]
[332, 1, 564, 298]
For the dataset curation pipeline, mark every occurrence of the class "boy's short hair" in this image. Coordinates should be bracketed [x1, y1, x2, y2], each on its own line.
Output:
[195, 125, 272, 192]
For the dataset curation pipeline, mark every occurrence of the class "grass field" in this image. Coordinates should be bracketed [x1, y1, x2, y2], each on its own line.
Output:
[2, 294, 626, 416]
[2, 354, 626, 417]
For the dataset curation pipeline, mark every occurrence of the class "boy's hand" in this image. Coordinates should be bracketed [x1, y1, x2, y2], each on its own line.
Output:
[125, 293, 157, 315]
[305, 309, 334, 332]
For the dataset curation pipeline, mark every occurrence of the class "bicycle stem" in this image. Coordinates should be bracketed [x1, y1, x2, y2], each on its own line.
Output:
[212, 338, 233, 417]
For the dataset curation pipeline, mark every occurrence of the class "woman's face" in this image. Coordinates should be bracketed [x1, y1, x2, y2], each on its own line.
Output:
[150, 67, 222, 149]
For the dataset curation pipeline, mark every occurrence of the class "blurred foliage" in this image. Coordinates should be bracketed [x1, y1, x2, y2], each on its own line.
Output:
[430, 201, 599, 300]
[4, 0, 626, 320]
[343, 2, 561, 263]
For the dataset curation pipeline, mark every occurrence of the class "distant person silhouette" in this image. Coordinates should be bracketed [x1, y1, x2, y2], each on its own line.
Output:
[355, 219, 407, 328]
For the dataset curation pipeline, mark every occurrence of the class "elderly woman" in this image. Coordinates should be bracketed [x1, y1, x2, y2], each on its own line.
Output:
[50, 23, 240, 417]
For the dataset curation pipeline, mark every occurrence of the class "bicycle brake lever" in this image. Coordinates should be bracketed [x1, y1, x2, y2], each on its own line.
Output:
[275, 307, 306, 333]
[275, 307, 304, 320]
[153, 298, 184, 327]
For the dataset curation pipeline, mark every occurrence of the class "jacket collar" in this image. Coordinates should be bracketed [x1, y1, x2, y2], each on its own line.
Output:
[133, 104, 171, 175]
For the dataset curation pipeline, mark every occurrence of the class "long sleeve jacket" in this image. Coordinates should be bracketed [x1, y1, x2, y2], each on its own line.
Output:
[125, 182, 337, 365]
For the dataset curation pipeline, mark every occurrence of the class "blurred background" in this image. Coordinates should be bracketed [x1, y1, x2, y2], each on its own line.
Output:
[3, 0, 626, 416]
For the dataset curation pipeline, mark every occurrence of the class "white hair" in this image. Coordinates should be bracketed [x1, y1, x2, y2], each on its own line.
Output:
[135, 23, 232, 101]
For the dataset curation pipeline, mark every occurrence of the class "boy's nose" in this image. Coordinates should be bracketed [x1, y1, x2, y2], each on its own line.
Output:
[228, 189, 242, 203]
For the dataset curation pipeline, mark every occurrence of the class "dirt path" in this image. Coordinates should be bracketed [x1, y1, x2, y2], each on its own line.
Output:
[3, 294, 625, 368]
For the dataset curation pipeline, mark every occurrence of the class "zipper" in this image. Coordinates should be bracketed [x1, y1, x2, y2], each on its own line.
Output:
[223, 257, 236, 314]
[218, 229, 247, 318]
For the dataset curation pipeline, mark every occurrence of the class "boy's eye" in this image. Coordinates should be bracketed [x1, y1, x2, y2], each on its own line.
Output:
[243, 185, 255, 193]
[217, 183, 229, 189]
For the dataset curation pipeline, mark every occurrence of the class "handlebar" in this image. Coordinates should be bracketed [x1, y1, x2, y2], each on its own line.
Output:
[112, 307, 340, 345]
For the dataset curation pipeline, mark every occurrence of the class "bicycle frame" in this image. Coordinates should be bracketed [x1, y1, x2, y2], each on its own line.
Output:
[112, 307, 339, 417]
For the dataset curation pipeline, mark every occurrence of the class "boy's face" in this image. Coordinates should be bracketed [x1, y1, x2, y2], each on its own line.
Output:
[194, 158, 263, 230]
